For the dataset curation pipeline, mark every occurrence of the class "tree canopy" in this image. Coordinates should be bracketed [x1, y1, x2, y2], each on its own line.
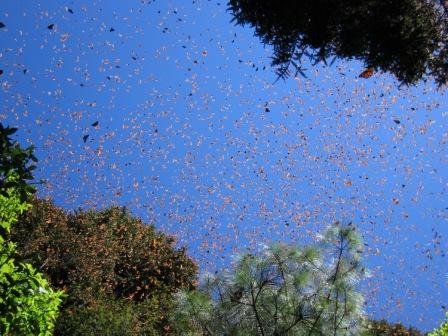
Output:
[0, 124, 38, 200]
[228, 0, 448, 86]
[12, 199, 198, 334]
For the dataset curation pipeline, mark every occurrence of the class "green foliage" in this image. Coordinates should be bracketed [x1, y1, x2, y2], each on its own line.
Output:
[0, 130, 63, 335]
[361, 319, 423, 336]
[228, 0, 448, 86]
[12, 199, 198, 334]
[429, 313, 448, 336]
[0, 124, 38, 200]
[173, 222, 367, 335]
[54, 294, 173, 336]
[0, 177, 64, 335]
[0, 174, 30, 241]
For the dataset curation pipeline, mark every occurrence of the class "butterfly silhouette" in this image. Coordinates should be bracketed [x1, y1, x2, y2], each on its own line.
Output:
[359, 67, 375, 79]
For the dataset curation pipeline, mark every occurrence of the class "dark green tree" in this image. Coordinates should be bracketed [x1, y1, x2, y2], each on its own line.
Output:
[228, 0, 448, 86]
[0, 124, 38, 200]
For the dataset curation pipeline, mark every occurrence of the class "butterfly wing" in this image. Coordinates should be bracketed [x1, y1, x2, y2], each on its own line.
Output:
[359, 67, 375, 78]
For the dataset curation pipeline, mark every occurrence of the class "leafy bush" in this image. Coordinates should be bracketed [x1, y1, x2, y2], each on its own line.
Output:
[12, 199, 198, 334]
[0, 124, 63, 335]
[0, 176, 64, 335]
[173, 222, 367, 335]
[361, 319, 423, 336]
[55, 294, 173, 335]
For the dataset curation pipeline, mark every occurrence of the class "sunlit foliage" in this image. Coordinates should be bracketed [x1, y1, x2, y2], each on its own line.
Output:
[0, 132, 63, 335]
[228, 0, 448, 85]
[173, 223, 367, 335]
[429, 313, 448, 336]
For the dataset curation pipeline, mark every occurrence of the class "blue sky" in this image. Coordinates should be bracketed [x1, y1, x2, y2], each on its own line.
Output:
[1, 0, 447, 330]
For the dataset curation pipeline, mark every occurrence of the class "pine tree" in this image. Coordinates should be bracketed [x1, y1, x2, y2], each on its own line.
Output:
[174, 222, 367, 335]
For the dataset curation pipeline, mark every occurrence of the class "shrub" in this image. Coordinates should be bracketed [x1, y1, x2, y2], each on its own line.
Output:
[0, 124, 63, 335]
[361, 319, 423, 336]
[0, 175, 64, 335]
[54, 294, 172, 335]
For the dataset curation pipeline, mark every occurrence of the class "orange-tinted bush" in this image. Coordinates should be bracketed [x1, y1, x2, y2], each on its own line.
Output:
[12, 198, 197, 334]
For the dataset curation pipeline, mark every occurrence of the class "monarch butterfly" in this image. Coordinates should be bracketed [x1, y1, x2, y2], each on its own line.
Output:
[359, 67, 375, 79]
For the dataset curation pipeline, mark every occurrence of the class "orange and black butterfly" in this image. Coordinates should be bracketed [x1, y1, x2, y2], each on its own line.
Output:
[359, 67, 375, 79]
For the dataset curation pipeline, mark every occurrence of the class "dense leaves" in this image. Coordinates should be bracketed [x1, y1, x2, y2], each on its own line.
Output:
[361, 319, 424, 336]
[228, 0, 448, 85]
[0, 175, 63, 335]
[12, 199, 198, 334]
[173, 223, 367, 335]
[429, 313, 448, 336]
[55, 294, 174, 335]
